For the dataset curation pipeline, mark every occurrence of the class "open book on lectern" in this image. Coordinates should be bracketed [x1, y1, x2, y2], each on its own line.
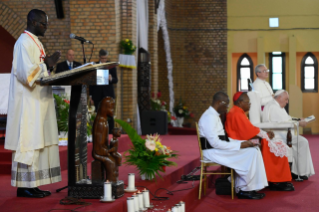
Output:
[36, 62, 119, 86]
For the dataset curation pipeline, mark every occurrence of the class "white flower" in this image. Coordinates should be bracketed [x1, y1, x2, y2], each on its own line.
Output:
[178, 109, 183, 114]
[145, 139, 156, 151]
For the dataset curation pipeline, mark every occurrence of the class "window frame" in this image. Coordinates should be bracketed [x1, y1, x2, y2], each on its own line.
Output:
[301, 52, 318, 93]
[269, 52, 286, 92]
[237, 53, 254, 92]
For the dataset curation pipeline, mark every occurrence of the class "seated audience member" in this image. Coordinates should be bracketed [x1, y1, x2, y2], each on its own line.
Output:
[262, 90, 315, 180]
[198, 92, 268, 199]
[225, 92, 294, 191]
[55, 49, 81, 73]
[252, 64, 274, 107]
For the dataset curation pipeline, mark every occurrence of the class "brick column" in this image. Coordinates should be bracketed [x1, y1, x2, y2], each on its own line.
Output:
[120, 0, 137, 128]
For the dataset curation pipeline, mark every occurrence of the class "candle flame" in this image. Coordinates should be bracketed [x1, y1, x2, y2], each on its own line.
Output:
[106, 180, 109, 183]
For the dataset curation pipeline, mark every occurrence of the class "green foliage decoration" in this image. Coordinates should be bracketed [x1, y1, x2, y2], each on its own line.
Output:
[115, 119, 178, 180]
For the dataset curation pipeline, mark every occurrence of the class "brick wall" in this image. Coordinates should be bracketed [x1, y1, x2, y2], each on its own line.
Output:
[0, 0, 71, 58]
[158, 0, 227, 124]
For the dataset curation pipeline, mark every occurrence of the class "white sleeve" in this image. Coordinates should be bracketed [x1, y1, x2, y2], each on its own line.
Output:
[198, 112, 241, 151]
[13, 41, 47, 88]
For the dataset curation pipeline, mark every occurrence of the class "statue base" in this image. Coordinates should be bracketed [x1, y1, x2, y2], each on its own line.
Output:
[112, 180, 124, 199]
[68, 180, 124, 199]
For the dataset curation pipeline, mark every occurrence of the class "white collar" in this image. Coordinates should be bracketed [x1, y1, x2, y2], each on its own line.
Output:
[24, 30, 39, 40]
[208, 106, 220, 117]
[273, 99, 282, 108]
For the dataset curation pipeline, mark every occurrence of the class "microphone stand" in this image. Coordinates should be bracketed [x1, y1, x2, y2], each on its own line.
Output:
[81, 41, 87, 64]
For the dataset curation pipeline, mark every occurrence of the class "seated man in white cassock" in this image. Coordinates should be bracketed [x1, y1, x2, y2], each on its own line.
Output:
[262, 90, 315, 180]
[198, 92, 268, 199]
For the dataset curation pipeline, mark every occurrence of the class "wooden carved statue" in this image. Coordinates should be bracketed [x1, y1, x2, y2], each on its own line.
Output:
[92, 96, 117, 182]
[109, 127, 122, 179]
[109, 127, 122, 166]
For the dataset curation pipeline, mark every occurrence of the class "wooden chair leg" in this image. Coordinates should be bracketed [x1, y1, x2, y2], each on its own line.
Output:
[198, 163, 204, 200]
[204, 166, 208, 195]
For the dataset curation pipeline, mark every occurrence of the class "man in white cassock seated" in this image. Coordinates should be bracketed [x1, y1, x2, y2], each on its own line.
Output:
[262, 90, 315, 180]
[5, 9, 62, 198]
[252, 64, 274, 107]
[198, 92, 268, 199]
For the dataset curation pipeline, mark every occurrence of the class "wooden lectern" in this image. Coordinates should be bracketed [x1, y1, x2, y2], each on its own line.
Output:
[37, 62, 122, 199]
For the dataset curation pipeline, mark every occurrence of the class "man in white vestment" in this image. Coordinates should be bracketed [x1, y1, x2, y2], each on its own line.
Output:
[253, 64, 274, 107]
[262, 90, 315, 180]
[198, 92, 268, 199]
[5, 9, 61, 198]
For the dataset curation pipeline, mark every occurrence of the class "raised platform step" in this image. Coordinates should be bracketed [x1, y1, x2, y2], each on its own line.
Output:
[0, 135, 202, 212]
[0, 161, 11, 175]
[0, 134, 133, 175]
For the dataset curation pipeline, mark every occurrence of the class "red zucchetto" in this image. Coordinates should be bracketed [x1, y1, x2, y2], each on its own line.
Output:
[233, 92, 244, 102]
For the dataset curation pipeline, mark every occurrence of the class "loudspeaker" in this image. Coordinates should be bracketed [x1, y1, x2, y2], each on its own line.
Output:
[141, 111, 168, 135]
[54, 0, 64, 19]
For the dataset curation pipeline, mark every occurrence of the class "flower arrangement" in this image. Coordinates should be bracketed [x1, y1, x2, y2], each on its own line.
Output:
[53, 94, 70, 132]
[120, 39, 136, 55]
[151, 91, 176, 123]
[53, 94, 96, 136]
[115, 119, 178, 180]
[173, 99, 194, 118]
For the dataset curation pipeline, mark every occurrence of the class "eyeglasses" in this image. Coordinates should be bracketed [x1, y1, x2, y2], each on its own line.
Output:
[260, 69, 269, 73]
[37, 21, 48, 27]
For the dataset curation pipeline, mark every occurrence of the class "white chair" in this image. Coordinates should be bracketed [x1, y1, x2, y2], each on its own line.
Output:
[247, 91, 295, 161]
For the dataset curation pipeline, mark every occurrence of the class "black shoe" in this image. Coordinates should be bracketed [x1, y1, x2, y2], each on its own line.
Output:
[17, 188, 45, 198]
[292, 173, 308, 180]
[237, 190, 264, 199]
[269, 182, 294, 191]
[34, 187, 51, 196]
[253, 191, 266, 198]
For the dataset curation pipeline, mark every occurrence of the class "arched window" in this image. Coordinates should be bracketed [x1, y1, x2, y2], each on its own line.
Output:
[237, 54, 253, 91]
[301, 52, 318, 92]
[269, 52, 285, 92]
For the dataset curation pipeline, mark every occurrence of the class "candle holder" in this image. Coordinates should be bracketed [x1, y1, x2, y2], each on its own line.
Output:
[100, 181, 115, 203]
[125, 173, 138, 192]
[180, 201, 185, 212]
[132, 193, 140, 212]
[127, 197, 135, 212]
[137, 191, 147, 211]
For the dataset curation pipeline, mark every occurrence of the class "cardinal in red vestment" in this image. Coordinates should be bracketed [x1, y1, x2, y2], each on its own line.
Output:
[225, 92, 294, 191]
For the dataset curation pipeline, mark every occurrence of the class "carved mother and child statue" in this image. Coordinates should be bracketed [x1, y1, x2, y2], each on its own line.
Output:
[91, 97, 123, 189]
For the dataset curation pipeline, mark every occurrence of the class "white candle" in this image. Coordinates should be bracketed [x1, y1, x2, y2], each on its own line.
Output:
[175, 204, 181, 212]
[103, 180, 112, 200]
[172, 206, 177, 212]
[167, 209, 171, 212]
[138, 192, 144, 210]
[127, 197, 135, 212]
[128, 173, 135, 190]
[180, 201, 185, 212]
[132, 194, 139, 212]
[142, 189, 150, 207]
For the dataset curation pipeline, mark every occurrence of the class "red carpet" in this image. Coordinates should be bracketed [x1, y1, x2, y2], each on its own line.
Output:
[0, 135, 318, 212]
[0, 135, 202, 212]
[189, 135, 319, 212]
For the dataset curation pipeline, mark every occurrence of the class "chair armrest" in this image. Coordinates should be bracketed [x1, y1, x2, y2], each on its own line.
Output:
[253, 122, 295, 130]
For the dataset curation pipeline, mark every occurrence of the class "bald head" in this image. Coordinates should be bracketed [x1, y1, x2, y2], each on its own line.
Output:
[66, 49, 75, 62]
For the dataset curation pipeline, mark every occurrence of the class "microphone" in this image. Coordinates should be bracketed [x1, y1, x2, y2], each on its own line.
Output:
[70, 33, 93, 44]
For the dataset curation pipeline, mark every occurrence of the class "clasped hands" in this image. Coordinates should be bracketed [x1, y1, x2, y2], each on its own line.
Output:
[240, 130, 274, 149]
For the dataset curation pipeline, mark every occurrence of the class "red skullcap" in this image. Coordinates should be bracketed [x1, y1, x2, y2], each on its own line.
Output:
[233, 92, 244, 102]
